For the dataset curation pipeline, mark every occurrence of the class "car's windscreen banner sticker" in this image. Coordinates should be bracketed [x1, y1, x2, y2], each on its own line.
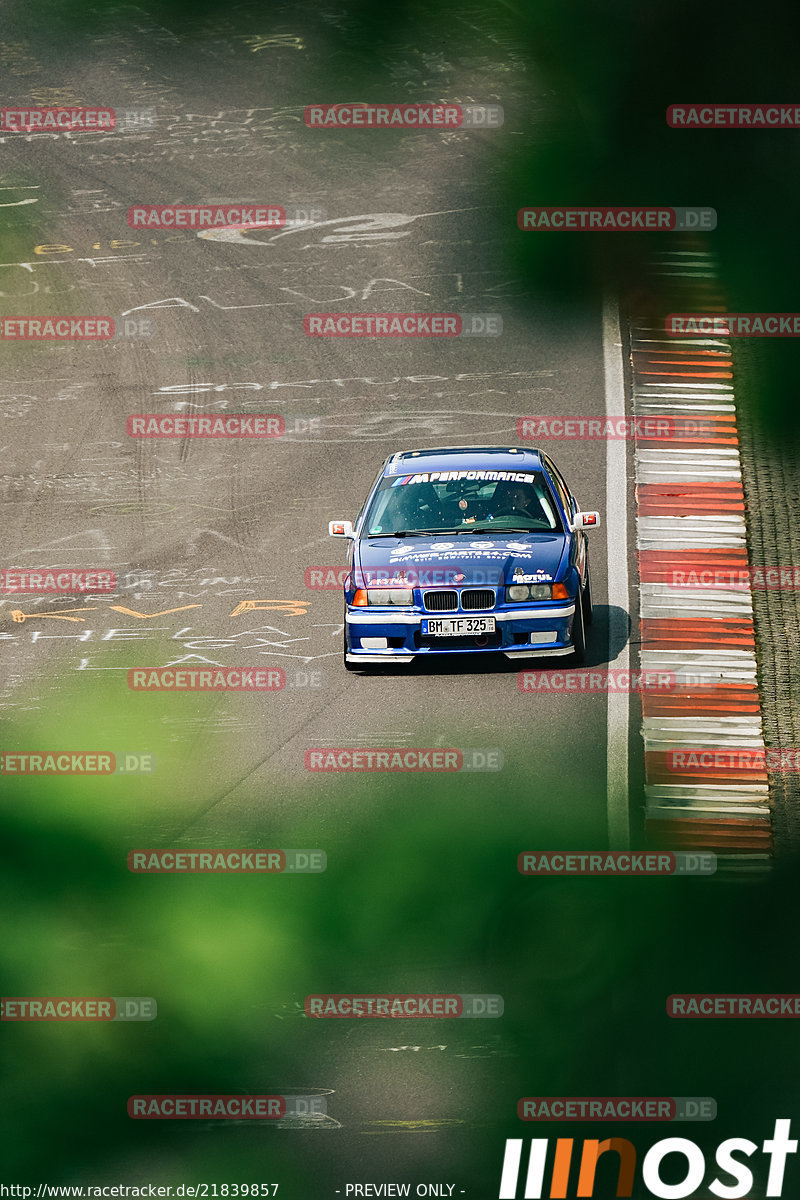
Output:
[391, 470, 536, 485]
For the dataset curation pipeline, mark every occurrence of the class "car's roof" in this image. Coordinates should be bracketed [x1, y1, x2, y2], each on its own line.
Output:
[382, 446, 545, 476]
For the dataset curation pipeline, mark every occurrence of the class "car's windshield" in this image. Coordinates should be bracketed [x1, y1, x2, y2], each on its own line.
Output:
[362, 469, 563, 536]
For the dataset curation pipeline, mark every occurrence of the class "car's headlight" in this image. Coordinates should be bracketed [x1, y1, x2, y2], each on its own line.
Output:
[506, 583, 569, 602]
[353, 588, 414, 606]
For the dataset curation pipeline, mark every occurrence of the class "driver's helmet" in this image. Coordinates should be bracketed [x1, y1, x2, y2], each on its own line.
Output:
[493, 481, 537, 513]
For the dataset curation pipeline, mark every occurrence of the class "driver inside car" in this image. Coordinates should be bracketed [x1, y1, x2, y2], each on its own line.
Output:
[490, 481, 542, 520]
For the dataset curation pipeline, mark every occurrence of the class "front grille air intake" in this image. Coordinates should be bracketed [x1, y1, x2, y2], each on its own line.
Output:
[461, 589, 495, 611]
[423, 590, 458, 612]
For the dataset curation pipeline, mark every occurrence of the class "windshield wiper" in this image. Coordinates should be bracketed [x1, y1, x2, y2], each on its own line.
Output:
[365, 525, 550, 538]
[365, 528, 443, 538]
[453, 525, 539, 534]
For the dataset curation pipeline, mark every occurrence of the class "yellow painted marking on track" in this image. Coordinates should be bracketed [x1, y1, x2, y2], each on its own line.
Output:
[230, 599, 309, 617]
[109, 604, 202, 619]
[10, 607, 96, 623]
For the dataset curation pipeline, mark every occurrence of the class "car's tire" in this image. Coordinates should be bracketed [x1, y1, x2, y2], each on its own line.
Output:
[343, 621, 358, 671]
[570, 586, 587, 664]
[582, 559, 594, 626]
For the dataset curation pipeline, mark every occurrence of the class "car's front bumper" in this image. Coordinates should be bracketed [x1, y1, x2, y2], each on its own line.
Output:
[344, 603, 577, 662]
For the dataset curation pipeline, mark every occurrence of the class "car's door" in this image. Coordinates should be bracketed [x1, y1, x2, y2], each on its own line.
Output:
[542, 454, 587, 584]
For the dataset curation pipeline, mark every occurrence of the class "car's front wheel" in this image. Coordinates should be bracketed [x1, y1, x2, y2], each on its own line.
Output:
[343, 619, 358, 671]
[582, 559, 594, 626]
[570, 587, 587, 664]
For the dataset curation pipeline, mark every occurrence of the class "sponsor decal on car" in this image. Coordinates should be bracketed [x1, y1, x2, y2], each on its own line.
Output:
[392, 470, 536, 485]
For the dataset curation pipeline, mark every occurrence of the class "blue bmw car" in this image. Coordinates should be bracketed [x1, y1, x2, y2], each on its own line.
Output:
[328, 446, 600, 669]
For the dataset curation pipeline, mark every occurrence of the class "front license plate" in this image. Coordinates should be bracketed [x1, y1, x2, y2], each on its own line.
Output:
[422, 617, 497, 637]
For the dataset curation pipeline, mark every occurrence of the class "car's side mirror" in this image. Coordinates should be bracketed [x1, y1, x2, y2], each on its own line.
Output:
[328, 519, 355, 538]
[573, 511, 600, 530]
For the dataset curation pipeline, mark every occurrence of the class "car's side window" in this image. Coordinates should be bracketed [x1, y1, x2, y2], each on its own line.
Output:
[542, 456, 572, 521]
[356, 468, 388, 532]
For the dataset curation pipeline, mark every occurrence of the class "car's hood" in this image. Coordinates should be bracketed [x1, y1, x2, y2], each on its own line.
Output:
[354, 532, 568, 588]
